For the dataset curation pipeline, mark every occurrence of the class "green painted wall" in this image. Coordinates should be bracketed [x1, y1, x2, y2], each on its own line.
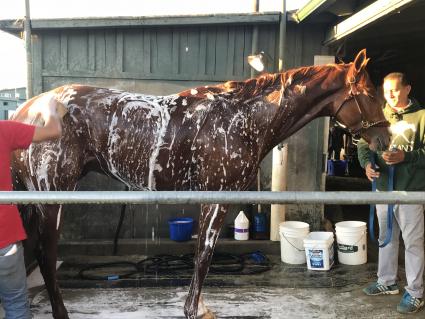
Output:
[34, 25, 280, 94]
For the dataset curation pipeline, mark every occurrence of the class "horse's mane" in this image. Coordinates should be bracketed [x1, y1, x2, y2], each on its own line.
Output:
[284, 63, 373, 96]
[221, 73, 281, 99]
[219, 64, 348, 100]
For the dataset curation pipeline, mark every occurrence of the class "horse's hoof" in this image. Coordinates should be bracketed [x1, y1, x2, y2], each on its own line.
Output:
[197, 309, 216, 319]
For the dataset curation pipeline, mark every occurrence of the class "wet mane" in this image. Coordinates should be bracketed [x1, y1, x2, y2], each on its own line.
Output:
[222, 73, 281, 97]
[289, 64, 349, 88]
[220, 63, 351, 100]
[177, 63, 363, 104]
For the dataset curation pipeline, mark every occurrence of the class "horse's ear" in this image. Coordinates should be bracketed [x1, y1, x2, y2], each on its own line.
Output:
[353, 49, 369, 73]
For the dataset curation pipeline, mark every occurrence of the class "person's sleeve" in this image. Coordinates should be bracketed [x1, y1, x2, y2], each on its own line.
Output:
[403, 139, 425, 167]
[403, 150, 425, 167]
[0, 121, 35, 151]
[357, 138, 372, 169]
[402, 114, 425, 167]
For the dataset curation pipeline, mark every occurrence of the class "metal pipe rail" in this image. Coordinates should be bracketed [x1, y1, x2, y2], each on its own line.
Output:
[0, 191, 425, 205]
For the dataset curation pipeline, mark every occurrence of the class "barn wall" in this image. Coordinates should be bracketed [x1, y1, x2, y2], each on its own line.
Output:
[33, 25, 263, 94]
[282, 23, 330, 230]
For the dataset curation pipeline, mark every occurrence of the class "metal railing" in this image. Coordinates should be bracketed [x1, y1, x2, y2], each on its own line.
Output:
[1, 191, 425, 205]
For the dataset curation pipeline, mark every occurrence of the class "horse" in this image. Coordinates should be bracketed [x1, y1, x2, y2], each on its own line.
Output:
[11, 49, 390, 319]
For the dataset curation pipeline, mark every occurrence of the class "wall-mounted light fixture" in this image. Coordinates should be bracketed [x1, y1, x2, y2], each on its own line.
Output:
[248, 51, 268, 72]
[248, 51, 275, 73]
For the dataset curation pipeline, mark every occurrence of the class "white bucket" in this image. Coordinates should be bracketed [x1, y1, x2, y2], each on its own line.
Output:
[279, 221, 310, 264]
[303, 232, 334, 271]
[335, 221, 367, 265]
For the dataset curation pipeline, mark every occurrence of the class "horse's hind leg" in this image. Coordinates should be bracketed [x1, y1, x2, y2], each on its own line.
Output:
[20, 140, 83, 319]
[184, 204, 227, 319]
[35, 204, 69, 319]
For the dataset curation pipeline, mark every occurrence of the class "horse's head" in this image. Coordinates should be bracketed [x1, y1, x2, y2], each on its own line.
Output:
[332, 49, 391, 151]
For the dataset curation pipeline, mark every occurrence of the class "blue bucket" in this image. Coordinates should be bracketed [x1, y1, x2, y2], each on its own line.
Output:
[168, 217, 194, 241]
[327, 160, 347, 176]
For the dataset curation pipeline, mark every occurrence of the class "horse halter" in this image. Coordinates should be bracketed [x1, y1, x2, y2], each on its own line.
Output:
[333, 76, 389, 135]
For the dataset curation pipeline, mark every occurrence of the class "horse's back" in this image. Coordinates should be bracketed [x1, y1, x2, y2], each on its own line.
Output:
[11, 83, 258, 191]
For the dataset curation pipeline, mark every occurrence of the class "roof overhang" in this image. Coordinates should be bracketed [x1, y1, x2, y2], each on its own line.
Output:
[293, 0, 336, 23]
[324, 0, 416, 45]
[0, 12, 281, 37]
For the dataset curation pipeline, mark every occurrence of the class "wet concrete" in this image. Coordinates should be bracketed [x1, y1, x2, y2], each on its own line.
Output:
[20, 255, 425, 318]
[28, 285, 422, 318]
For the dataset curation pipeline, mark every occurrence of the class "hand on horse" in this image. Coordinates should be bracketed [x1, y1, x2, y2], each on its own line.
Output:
[28, 94, 64, 122]
[365, 162, 380, 182]
[382, 149, 405, 165]
[30, 94, 63, 142]
[42, 95, 64, 122]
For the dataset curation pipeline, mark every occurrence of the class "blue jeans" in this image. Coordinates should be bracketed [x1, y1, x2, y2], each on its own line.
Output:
[0, 242, 31, 319]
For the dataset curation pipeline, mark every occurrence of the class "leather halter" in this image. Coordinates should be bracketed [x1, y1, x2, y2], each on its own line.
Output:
[334, 76, 389, 135]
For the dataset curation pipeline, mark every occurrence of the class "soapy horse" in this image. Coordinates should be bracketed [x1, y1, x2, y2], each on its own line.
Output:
[12, 50, 390, 319]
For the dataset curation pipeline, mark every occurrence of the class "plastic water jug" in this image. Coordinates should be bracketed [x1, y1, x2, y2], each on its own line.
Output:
[234, 211, 249, 240]
[252, 212, 268, 239]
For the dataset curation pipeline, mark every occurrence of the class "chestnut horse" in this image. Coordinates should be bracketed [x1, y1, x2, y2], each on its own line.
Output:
[11, 50, 389, 319]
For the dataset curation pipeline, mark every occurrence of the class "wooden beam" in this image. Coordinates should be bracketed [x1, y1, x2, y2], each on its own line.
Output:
[41, 70, 247, 82]
[0, 13, 280, 34]
[293, 0, 335, 23]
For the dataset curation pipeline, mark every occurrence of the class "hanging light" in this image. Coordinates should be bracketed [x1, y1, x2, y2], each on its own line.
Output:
[248, 51, 267, 72]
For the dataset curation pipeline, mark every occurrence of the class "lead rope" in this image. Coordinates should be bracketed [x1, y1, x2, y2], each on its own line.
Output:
[369, 152, 395, 248]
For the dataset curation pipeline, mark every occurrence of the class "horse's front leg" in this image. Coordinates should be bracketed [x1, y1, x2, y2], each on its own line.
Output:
[184, 204, 227, 319]
[35, 204, 69, 319]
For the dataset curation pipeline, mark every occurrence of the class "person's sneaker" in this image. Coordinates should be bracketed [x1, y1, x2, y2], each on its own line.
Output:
[397, 291, 424, 314]
[363, 282, 400, 296]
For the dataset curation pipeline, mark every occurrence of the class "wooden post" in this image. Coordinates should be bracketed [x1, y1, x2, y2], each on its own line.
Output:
[270, 1, 287, 241]
[24, 0, 33, 99]
[252, 0, 261, 215]
[250, 0, 259, 79]
[270, 144, 288, 241]
[314, 55, 335, 192]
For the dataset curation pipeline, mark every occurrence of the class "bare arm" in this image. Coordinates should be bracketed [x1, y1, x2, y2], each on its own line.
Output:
[31, 95, 63, 142]
[32, 115, 62, 142]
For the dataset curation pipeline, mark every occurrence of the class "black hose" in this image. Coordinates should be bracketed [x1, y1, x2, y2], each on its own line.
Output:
[78, 261, 139, 280]
[79, 251, 272, 280]
[137, 254, 193, 274]
[113, 185, 129, 255]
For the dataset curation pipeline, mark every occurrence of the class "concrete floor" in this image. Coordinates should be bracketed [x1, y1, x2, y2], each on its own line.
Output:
[28, 285, 421, 319]
[19, 255, 425, 319]
[1, 238, 424, 319]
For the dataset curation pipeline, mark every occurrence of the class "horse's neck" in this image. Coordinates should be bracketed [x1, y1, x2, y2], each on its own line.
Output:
[252, 66, 345, 156]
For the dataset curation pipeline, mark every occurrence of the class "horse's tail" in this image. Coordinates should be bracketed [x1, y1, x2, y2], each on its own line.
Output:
[12, 167, 41, 270]
[11, 165, 33, 224]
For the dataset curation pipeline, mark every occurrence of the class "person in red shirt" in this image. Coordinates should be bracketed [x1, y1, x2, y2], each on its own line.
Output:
[0, 94, 62, 319]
